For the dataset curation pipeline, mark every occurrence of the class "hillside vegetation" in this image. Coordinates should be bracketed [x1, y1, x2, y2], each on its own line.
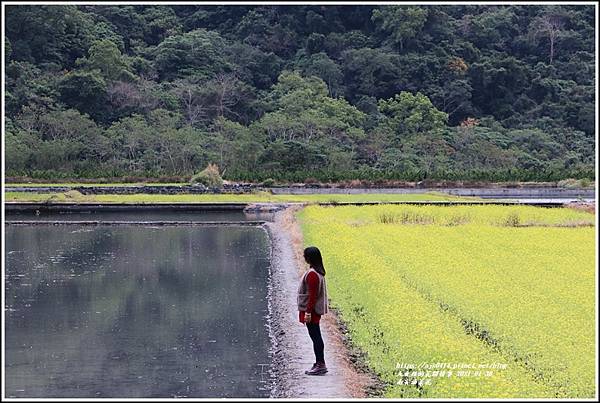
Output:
[4, 5, 595, 182]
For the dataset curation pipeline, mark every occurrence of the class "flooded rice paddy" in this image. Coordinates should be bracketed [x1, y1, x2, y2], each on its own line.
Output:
[5, 220, 273, 398]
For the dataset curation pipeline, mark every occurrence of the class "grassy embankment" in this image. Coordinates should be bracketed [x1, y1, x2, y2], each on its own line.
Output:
[4, 190, 477, 203]
[298, 204, 595, 398]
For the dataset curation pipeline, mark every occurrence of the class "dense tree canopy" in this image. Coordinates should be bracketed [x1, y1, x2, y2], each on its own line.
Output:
[4, 4, 595, 182]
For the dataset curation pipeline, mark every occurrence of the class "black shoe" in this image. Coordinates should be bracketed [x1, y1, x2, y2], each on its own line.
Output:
[304, 362, 317, 374]
[305, 362, 328, 375]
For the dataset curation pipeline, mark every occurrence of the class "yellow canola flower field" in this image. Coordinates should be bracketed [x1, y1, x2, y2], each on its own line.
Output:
[298, 204, 596, 398]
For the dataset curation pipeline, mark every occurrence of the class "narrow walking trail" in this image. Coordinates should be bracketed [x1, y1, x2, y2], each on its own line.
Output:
[265, 206, 377, 398]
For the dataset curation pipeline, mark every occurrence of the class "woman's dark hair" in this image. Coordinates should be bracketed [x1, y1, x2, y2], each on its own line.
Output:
[304, 246, 326, 276]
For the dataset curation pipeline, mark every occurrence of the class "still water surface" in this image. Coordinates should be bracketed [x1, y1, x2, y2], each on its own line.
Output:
[5, 224, 272, 398]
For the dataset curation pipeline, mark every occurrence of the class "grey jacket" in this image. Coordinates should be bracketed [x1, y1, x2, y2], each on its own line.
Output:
[297, 268, 329, 315]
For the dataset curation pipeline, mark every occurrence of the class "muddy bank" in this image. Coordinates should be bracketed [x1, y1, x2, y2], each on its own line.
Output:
[265, 206, 381, 398]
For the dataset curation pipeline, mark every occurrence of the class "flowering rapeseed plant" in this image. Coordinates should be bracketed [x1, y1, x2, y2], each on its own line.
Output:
[298, 204, 595, 398]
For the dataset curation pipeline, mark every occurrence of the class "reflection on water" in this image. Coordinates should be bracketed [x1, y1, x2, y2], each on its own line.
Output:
[5, 210, 275, 222]
[5, 225, 272, 398]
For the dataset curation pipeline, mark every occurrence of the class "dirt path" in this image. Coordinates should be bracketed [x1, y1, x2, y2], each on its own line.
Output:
[265, 205, 378, 398]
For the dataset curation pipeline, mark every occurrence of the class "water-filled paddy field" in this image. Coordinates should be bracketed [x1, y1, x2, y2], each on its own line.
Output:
[5, 222, 272, 398]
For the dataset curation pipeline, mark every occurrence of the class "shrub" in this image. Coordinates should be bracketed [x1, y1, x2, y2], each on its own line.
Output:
[378, 210, 437, 225]
[346, 179, 363, 188]
[400, 211, 435, 224]
[502, 212, 521, 227]
[64, 190, 85, 200]
[446, 214, 472, 226]
[261, 178, 276, 187]
[378, 212, 397, 224]
[557, 178, 593, 189]
[304, 177, 320, 185]
[190, 164, 223, 188]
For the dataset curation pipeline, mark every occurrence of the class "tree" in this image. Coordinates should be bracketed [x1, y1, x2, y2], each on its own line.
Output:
[4, 118, 38, 172]
[209, 117, 264, 173]
[234, 7, 299, 57]
[468, 54, 530, 120]
[89, 20, 126, 51]
[5, 5, 94, 68]
[460, 7, 519, 52]
[90, 5, 145, 52]
[104, 114, 153, 172]
[424, 57, 473, 124]
[449, 123, 517, 171]
[9, 108, 111, 173]
[256, 71, 365, 143]
[106, 78, 172, 122]
[170, 73, 253, 126]
[5, 37, 12, 61]
[252, 71, 365, 173]
[5, 61, 59, 115]
[224, 42, 282, 90]
[57, 70, 108, 121]
[368, 91, 449, 171]
[142, 6, 183, 45]
[376, 92, 448, 140]
[191, 163, 223, 187]
[77, 39, 133, 81]
[211, 73, 244, 118]
[371, 6, 428, 51]
[426, 79, 473, 125]
[171, 80, 209, 127]
[152, 28, 232, 80]
[529, 12, 566, 64]
[296, 52, 344, 97]
[406, 134, 453, 173]
[340, 47, 400, 101]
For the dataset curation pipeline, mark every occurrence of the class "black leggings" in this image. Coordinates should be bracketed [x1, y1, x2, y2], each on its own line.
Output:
[306, 322, 325, 363]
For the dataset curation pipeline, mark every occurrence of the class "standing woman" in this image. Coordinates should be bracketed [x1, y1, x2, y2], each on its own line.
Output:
[297, 246, 329, 375]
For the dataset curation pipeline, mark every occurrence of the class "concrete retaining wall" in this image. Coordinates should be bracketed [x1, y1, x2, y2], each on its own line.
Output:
[4, 202, 249, 212]
[270, 187, 595, 198]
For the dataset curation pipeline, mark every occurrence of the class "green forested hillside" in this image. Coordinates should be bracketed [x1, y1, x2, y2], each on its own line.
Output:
[4, 4, 596, 182]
